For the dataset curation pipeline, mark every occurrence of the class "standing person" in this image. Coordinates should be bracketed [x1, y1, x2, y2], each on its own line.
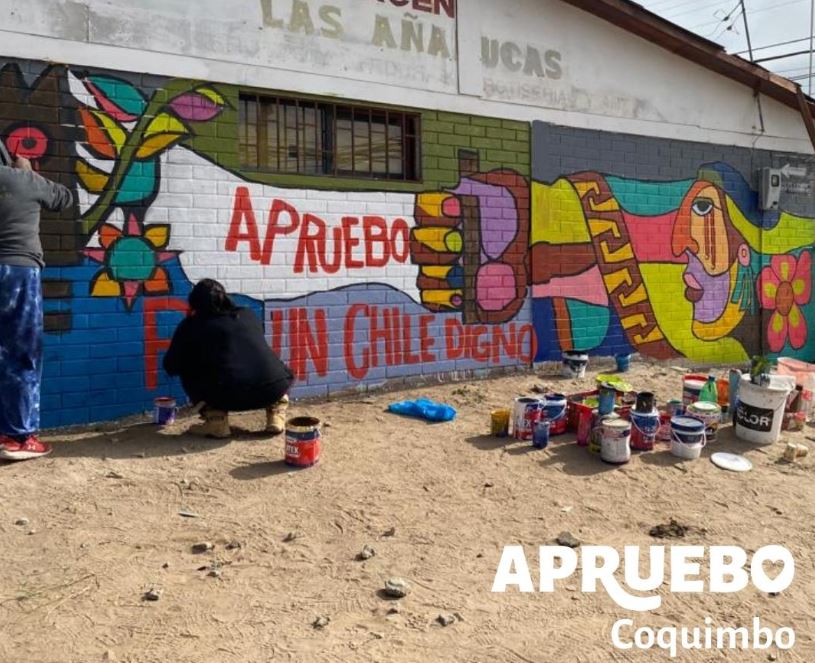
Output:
[163, 279, 293, 438]
[0, 153, 74, 461]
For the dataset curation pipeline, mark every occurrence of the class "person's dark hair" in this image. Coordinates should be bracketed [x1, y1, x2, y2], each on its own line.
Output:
[188, 279, 238, 316]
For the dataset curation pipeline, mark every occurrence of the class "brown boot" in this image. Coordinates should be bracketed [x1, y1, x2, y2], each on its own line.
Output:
[265, 395, 289, 434]
[188, 409, 231, 439]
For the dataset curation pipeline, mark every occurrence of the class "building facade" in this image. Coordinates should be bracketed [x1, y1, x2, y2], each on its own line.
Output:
[1, 0, 814, 426]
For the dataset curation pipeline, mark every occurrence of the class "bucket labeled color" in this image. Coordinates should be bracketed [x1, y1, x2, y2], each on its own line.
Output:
[513, 397, 543, 441]
[533, 420, 551, 449]
[490, 409, 510, 437]
[687, 401, 722, 442]
[734, 374, 794, 445]
[543, 394, 568, 435]
[561, 352, 589, 379]
[682, 374, 707, 406]
[285, 416, 321, 467]
[615, 354, 631, 373]
[630, 409, 660, 451]
[600, 416, 631, 464]
[153, 397, 177, 425]
[670, 416, 706, 460]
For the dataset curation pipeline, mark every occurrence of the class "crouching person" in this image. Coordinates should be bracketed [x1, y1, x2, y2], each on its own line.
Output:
[163, 279, 293, 438]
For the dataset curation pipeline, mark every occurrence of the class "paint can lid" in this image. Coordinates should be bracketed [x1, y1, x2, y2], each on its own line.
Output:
[602, 416, 630, 430]
[671, 416, 705, 431]
[711, 452, 753, 472]
[688, 401, 721, 413]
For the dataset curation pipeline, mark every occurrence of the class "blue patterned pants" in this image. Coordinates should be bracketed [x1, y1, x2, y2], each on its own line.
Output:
[0, 265, 42, 437]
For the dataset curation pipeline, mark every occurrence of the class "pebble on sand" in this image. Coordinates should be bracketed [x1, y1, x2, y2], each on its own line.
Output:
[312, 616, 330, 629]
[357, 545, 376, 561]
[383, 577, 410, 598]
[143, 588, 162, 601]
[556, 531, 581, 548]
[436, 614, 456, 627]
[191, 542, 214, 554]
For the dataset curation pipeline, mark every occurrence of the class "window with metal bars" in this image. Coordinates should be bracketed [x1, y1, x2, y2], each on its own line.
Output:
[239, 94, 420, 181]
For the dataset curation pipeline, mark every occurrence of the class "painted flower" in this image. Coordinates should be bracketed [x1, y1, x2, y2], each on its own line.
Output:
[758, 252, 812, 351]
[83, 214, 178, 309]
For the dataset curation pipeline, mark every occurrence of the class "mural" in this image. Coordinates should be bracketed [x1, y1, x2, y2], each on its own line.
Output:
[0, 60, 813, 427]
[530, 164, 815, 363]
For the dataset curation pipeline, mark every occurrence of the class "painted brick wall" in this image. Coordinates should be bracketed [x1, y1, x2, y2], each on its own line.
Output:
[530, 122, 815, 365]
[0, 58, 534, 426]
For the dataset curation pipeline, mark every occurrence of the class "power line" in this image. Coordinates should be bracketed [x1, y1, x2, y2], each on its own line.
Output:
[733, 37, 812, 55]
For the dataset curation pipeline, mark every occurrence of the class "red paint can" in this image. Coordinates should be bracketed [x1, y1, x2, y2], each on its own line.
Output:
[285, 416, 321, 467]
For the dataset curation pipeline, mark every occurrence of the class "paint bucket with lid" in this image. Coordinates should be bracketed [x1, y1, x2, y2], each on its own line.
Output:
[630, 409, 660, 451]
[490, 409, 510, 437]
[153, 397, 177, 425]
[670, 416, 706, 460]
[656, 411, 672, 442]
[561, 352, 589, 379]
[686, 401, 722, 442]
[599, 415, 631, 464]
[513, 397, 543, 441]
[543, 394, 568, 435]
[285, 416, 321, 467]
[682, 374, 708, 406]
[734, 374, 794, 445]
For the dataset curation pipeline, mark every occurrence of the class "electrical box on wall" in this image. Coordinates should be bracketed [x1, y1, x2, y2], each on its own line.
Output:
[759, 168, 782, 211]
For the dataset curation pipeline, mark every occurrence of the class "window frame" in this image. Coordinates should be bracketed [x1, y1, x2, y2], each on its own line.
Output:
[239, 92, 422, 183]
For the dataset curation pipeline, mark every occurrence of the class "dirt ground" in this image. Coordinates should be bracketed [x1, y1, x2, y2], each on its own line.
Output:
[1, 360, 814, 663]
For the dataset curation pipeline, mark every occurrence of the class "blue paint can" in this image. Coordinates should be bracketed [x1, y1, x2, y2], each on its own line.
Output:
[533, 419, 551, 449]
[615, 354, 631, 373]
[598, 384, 616, 416]
[153, 397, 177, 425]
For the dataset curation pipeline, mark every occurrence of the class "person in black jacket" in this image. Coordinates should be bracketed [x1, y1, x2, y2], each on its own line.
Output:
[163, 279, 293, 438]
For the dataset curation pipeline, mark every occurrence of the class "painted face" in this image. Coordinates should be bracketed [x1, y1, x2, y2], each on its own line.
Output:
[672, 181, 746, 337]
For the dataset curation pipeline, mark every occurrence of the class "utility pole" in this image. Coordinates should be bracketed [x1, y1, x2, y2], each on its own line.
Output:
[739, 0, 754, 61]
[809, 0, 814, 94]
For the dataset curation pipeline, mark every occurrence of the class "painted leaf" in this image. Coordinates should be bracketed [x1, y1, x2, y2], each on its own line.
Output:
[145, 113, 187, 137]
[114, 160, 158, 205]
[75, 160, 110, 194]
[169, 88, 224, 122]
[87, 76, 147, 116]
[79, 108, 117, 159]
[136, 133, 185, 160]
[84, 80, 139, 122]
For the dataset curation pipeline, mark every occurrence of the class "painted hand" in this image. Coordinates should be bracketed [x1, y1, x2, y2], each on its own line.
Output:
[411, 163, 530, 324]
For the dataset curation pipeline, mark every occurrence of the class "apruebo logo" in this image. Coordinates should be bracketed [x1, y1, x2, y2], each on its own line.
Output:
[492, 545, 796, 656]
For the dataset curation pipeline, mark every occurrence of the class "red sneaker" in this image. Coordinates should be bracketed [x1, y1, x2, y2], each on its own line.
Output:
[0, 435, 52, 461]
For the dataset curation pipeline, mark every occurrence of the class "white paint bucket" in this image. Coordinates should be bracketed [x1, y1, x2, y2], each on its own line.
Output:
[600, 416, 631, 465]
[734, 374, 794, 445]
[561, 352, 589, 379]
[670, 416, 706, 460]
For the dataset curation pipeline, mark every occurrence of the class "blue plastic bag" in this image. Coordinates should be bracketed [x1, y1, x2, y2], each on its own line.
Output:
[387, 397, 456, 423]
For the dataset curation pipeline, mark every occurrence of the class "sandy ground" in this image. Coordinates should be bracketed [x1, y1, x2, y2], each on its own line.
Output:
[1, 360, 814, 663]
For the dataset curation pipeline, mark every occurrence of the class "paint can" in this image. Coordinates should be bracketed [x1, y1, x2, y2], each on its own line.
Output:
[598, 384, 616, 416]
[734, 374, 794, 445]
[599, 416, 631, 465]
[153, 397, 177, 425]
[615, 353, 631, 373]
[682, 374, 708, 406]
[490, 409, 510, 437]
[670, 416, 706, 460]
[533, 419, 551, 449]
[666, 399, 684, 417]
[513, 397, 544, 441]
[543, 394, 569, 435]
[576, 406, 597, 447]
[285, 416, 321, 467]
[561, 351, 589, 379]
[588, 414, 602, 454]
[635, 391, 655, 413]
[656, 411, 672, 442]
[686, 401, 722, 442]
[630, 409, 660, 451]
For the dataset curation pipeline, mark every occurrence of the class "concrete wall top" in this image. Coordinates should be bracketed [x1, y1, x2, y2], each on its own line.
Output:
[0, 0, 811, 153]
